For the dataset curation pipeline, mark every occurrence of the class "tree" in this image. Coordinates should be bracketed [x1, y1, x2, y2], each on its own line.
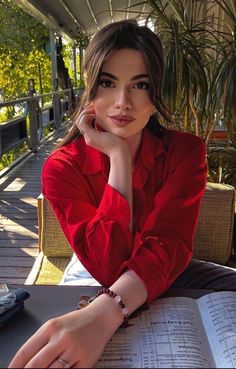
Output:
[0, 0, 51, 103]
[0, 0, 49, 54]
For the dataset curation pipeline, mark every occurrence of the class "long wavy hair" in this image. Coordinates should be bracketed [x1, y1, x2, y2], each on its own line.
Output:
[58, 19, 172, 148]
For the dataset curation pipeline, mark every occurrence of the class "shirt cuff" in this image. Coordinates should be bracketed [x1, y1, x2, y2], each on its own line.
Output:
[118, 257, 167, 303]
[117, 234, 192, 303]
[98, 184, 131, 229]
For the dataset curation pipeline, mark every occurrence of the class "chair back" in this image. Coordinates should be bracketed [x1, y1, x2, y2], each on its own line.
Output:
[38, 182, 235, 264]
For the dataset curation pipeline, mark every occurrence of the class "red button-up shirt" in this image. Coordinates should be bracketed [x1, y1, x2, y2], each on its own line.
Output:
[42, 127, 207, 302]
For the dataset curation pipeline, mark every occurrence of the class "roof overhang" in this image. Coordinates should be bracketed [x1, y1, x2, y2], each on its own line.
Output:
[13, 0, 155, 41]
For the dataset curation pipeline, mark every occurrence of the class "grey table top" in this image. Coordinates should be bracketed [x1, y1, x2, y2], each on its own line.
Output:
[0, 286, 213, 368]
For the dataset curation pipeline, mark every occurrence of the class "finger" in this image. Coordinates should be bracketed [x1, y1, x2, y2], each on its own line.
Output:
[77, 106, 94, 124]
[77, 110, 95, 124]
[8, 327, 48, 368]
[80, 108, 95, 121]
[49, 358, 65, 368]
[76, 114, 95, 133]
[82, 105, 95, 114]
[84, 101, 94, 109]
[77, 112, 95, 123]
[49, 356, 71, 368]
[72, 361, 81, 368]
[83, 107, 95, 114]
[25, 341, 63, 368]
[49, 348, 79, 369]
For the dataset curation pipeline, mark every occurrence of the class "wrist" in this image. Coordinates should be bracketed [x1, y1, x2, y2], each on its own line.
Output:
[88, 292, 124, 331]
[110, 145, 131, 163]
[97, 288, 129, 327]
[109, 149, 132, 177]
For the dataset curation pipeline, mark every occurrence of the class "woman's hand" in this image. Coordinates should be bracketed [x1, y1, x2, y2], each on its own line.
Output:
[76, 104, 130, 158]
[8, 299, 119, 369]
[77, 103, 133, 230]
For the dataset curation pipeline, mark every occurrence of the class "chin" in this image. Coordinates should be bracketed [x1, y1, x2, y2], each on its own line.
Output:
[109, 127, 132, 137]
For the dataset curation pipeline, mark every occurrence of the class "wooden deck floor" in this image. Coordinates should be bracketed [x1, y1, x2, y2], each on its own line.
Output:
[0, 126, 68, 284]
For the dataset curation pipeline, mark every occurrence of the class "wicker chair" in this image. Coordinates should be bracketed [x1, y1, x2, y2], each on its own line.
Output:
[25, 182, 236, 285]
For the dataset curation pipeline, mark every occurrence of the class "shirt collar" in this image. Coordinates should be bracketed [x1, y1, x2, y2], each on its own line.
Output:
[76, 136, 108, 176]
[132, 128, 167, 189]
[77, 128, 167, 187]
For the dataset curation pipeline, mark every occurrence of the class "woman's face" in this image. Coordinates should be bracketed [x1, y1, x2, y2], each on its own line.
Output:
[92, 48, 154, 139]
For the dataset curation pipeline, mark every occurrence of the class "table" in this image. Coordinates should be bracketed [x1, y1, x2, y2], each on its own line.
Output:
[0, 286, 212, 368]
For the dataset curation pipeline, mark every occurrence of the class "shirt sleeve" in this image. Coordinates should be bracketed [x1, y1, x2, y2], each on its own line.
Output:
[118, 137, 208, 302]
[41, 154, 133, 285]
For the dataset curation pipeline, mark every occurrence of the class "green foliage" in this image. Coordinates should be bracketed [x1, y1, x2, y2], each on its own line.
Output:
[144, 0, 236, 148]
[0, 48, 52, 101]
[0, 124, 56, 171]
[0, 142, 28, 171]
[213, 0, 236, 148]
[62, 42, 81, 85]
[142, 0, 236, 187]
[0, 0, 48, 54]
[0, 0, 53, 168]
[207, 146, 236, 189]
[0, 0, 51, 101]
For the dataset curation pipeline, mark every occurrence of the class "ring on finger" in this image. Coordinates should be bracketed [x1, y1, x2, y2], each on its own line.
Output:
[58, 357, 70, 368]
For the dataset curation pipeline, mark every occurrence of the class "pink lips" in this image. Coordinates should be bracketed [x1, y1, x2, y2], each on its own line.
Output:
[109, 114, 134, 127]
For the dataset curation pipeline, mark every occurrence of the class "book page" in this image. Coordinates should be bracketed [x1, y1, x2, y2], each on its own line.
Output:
[198, 291, 236, 368]
[95, 297, 215, 368]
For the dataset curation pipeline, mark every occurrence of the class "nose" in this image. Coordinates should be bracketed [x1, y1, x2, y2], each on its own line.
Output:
[113, 87, 132, 110]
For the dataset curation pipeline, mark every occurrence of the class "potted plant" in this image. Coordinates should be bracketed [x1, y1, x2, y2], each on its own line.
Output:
[130, 0, 236, 188]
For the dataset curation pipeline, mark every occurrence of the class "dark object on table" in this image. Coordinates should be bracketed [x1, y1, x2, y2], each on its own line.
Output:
[0, 285, 30, 327]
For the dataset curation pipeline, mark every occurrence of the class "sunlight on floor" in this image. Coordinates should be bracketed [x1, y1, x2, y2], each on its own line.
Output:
[22, 248, 39, 257]
[3, 177, 27, 192]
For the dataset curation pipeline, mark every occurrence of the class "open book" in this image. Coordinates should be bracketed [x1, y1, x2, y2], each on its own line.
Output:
[95, 291, 236, 368]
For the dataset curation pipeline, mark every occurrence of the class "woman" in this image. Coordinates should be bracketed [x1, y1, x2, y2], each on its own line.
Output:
[10, 20, 207, 368]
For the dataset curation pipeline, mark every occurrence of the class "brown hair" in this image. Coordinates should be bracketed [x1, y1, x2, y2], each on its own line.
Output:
[58, 19, 171, 147]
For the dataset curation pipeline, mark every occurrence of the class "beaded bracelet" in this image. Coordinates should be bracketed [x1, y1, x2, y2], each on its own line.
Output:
[96, 287, 129, 328]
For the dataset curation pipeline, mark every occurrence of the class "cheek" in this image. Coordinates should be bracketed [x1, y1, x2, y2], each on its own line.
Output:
[93, 95, 108, 116]
[92, 98, 109, 129]
[139, 106, 154, 120]
[133, 93, 153, 113]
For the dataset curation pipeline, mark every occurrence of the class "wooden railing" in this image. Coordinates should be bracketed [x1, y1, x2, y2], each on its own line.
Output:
[0, 81, 82, 162]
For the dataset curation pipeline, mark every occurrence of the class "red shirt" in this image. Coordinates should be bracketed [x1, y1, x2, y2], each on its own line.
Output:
[42, 127, 207, 302]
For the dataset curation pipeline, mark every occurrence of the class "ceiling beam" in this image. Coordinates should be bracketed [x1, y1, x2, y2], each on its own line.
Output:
[108, 0, 114, 23]
[57, 0, 85, 34]
[126, 0, 132, 20]
[12, 0, 74, 40]
[85, 0, 100, 31]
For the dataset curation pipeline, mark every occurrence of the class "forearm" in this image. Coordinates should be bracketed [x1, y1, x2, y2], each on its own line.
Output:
[109, 149, 133, 231]
[110, 269, 148, 316]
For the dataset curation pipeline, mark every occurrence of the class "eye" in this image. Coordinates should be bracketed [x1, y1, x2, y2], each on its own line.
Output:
[99, 79, 115, 88]
[133, 81, 149, 90]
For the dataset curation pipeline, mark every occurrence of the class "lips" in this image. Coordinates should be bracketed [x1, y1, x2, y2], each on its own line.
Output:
[109, 114, 134, 127]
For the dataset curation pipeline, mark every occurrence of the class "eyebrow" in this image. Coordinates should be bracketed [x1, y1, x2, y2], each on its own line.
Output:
[100, 72, 149, 81]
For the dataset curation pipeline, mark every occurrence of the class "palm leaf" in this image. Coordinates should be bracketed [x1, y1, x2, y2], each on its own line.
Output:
[214, 0, 236, 24]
